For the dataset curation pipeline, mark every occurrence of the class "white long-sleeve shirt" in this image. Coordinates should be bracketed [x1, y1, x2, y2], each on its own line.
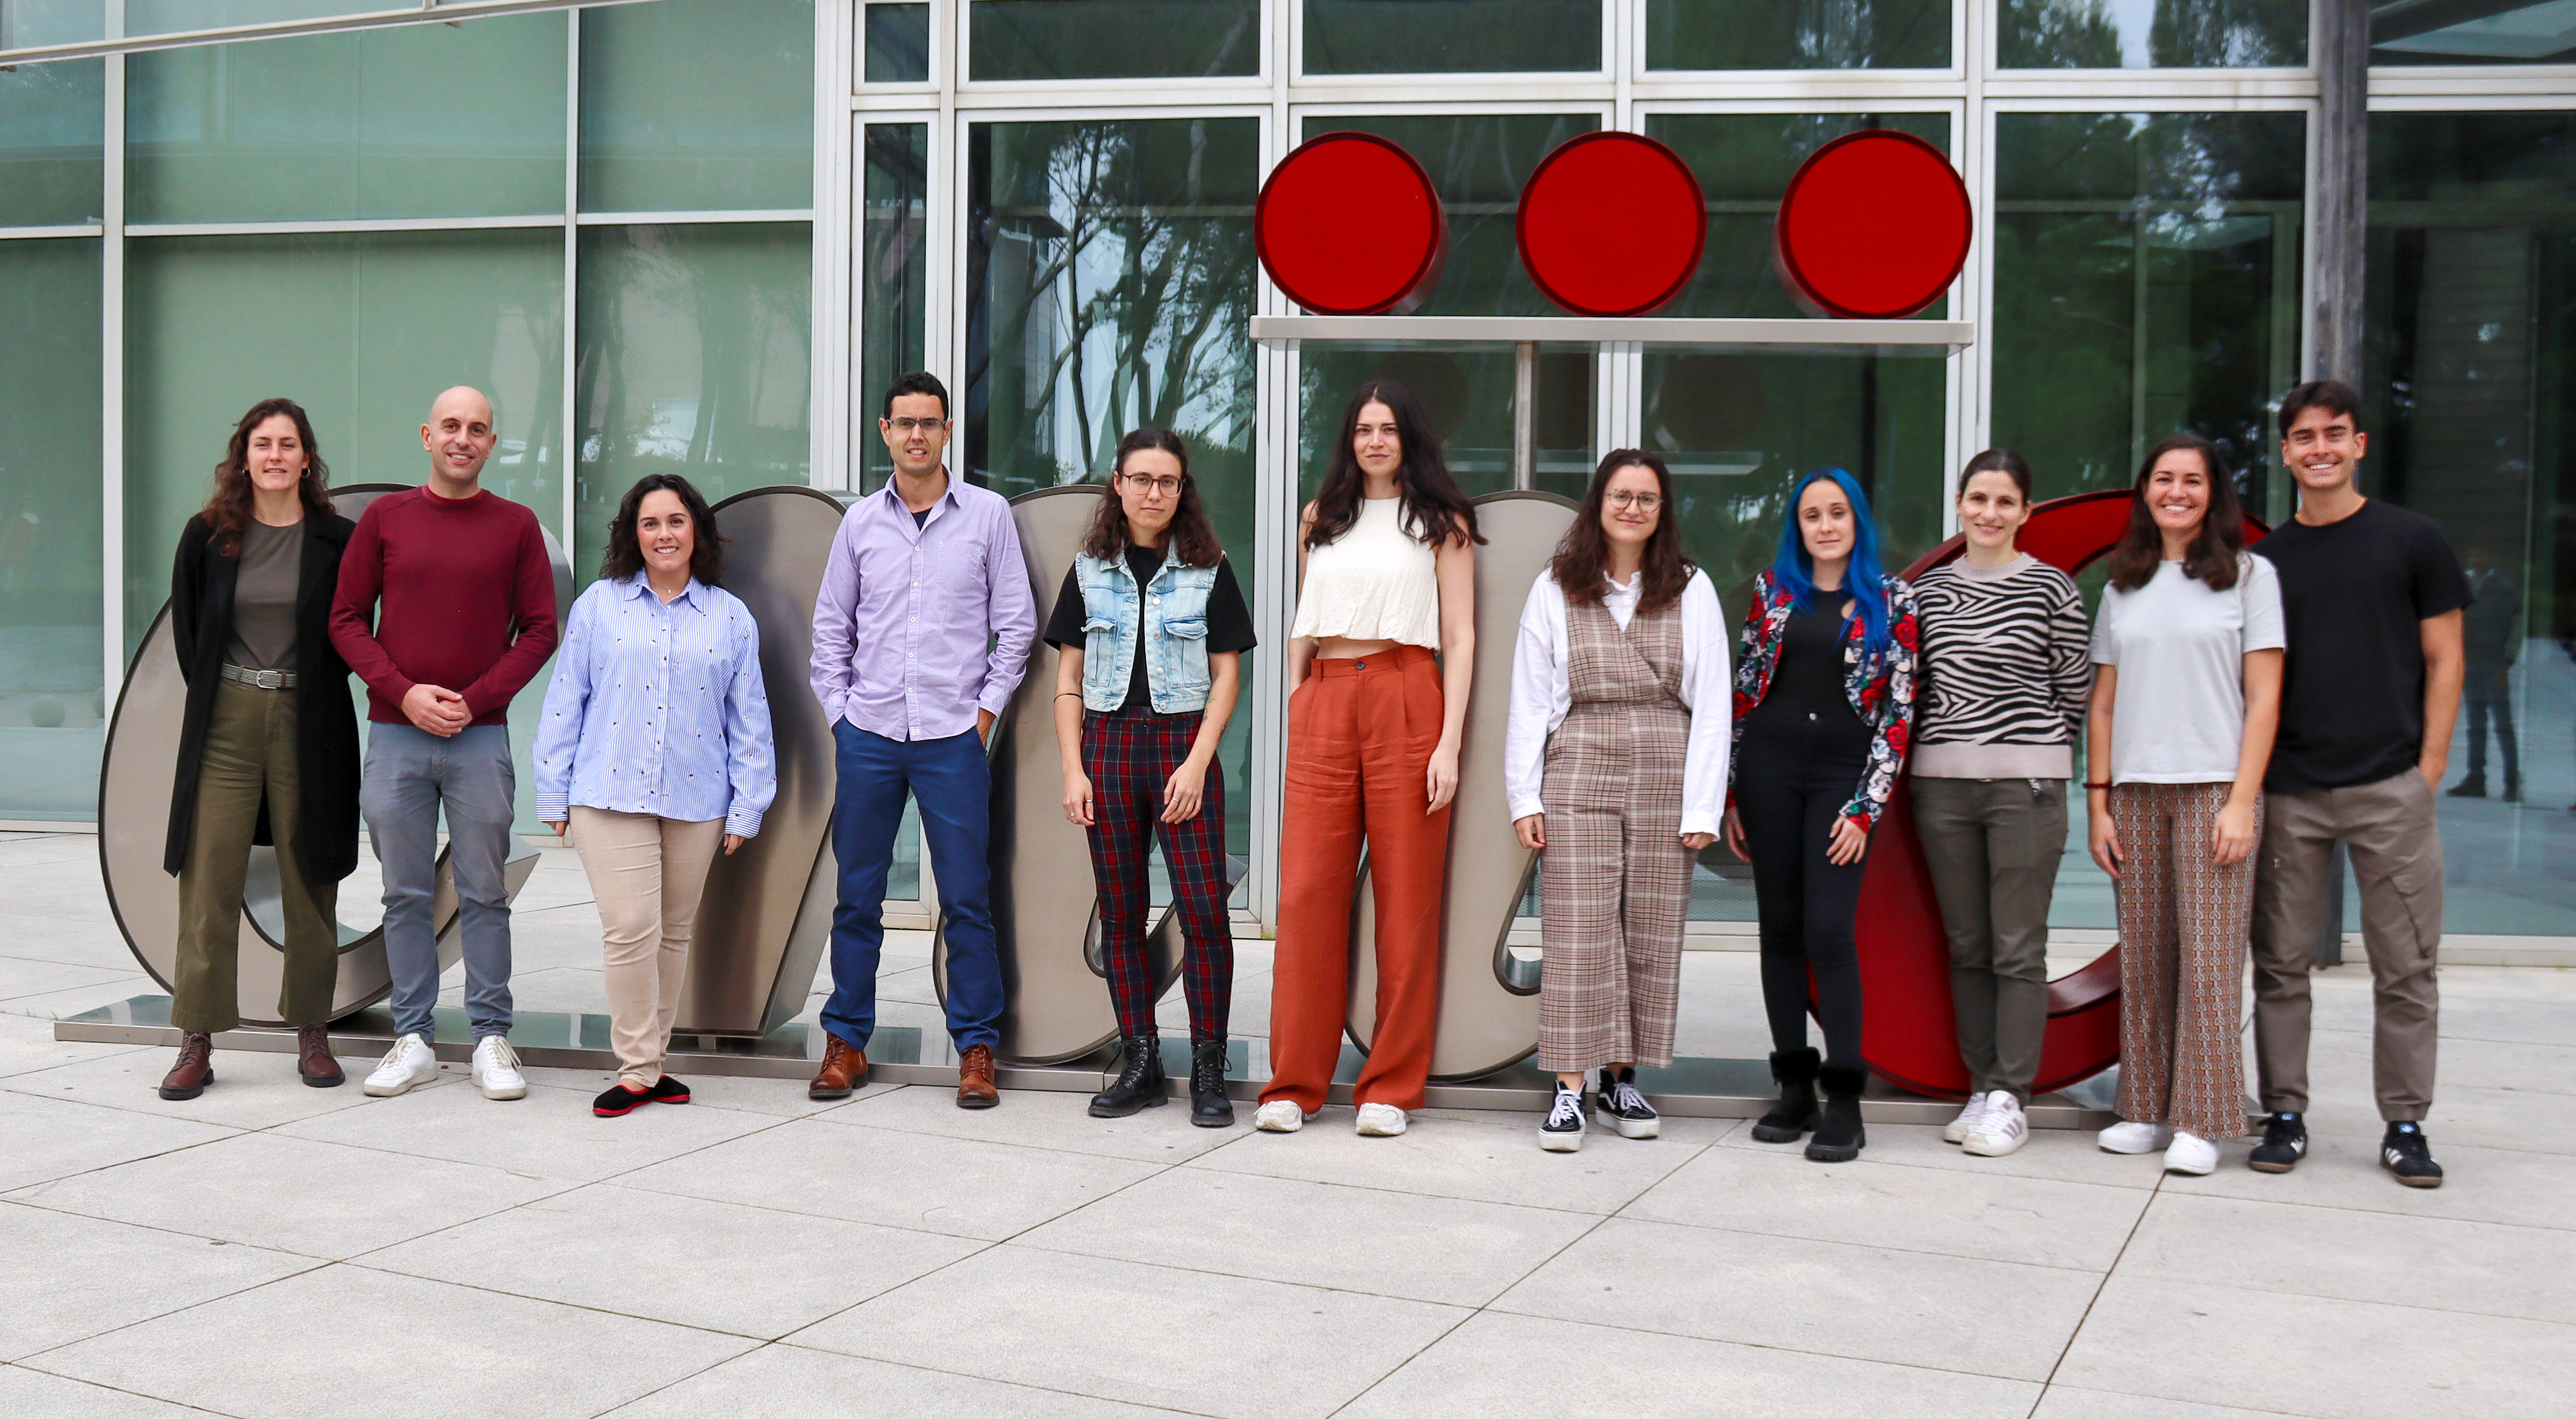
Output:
[1505, 568, 1732, 837]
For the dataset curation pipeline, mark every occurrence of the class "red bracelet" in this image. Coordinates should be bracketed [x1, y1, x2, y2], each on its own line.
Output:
[2083, 781, 2112, 790]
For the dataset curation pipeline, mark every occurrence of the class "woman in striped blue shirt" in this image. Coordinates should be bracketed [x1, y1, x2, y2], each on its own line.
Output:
[535, 474, 776, 1118]
[1908, 449, 2091, 1156]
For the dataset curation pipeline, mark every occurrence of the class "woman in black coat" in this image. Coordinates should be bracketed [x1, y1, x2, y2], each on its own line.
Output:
[158, 397, 361, 1100]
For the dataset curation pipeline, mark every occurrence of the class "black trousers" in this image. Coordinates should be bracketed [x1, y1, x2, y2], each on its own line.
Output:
[1735, 705, 1873, 1070]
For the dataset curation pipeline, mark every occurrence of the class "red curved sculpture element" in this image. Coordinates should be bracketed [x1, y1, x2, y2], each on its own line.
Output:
[1857, 489, 2267, 1099]
[1517, 130, 1706, 317]
[1255, 132, 1447, 315]
[1774, 129, 1971, 320]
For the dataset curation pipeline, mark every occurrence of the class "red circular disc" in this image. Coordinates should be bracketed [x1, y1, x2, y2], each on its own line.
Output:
[1775, 129, 1970, 320]
[1256, 132, 1447, 316]
[1517, 132, 1705, 317]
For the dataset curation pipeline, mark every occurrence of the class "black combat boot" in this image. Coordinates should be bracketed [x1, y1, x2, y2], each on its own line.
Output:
[1749, 1047, 1819, 1143]
[1189, 1038, 1235, 1128]
[1088, 1036, 1166, 1118]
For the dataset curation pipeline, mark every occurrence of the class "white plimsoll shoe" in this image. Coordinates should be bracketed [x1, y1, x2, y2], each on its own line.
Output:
[363, 1034, 439, 1097]
[2163, 1131, 2220, 1176]
[1253, 1100, 1306, 1133]
[1943, 1092, 1994, 1144]
[1355, 1102, 1408, 1137]
[1962, 1092, 2029, 1157]
[2097, 1119, 2175, 1155]
[470, 1036, 527, 1101]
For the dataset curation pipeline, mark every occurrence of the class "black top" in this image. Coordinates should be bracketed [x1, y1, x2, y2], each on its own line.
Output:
[1044, 546, 1258, 711]
[2253, 499, 2471, 792]
[1756, 589, 1858, 724]
[911, 506, 931, 528]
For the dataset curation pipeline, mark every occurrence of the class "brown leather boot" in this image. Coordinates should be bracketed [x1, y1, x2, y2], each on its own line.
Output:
[956, 1042, 999, 1110]
[296, 1024, 344, 1088]
[158, 1033, 215, 1101]
[809, 1033, 868, 1100]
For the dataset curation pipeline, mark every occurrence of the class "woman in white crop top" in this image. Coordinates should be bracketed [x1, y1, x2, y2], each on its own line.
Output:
[1255, 380, 1481, 1139]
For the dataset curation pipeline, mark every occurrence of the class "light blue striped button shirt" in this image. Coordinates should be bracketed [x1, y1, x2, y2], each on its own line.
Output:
[533, 573, 776, 837]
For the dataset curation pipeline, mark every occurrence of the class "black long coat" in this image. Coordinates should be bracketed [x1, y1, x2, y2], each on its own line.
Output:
[163, 510, 363, 883]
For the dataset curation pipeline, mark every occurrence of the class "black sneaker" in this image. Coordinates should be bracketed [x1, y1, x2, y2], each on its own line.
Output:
[2248, 1112, 2306, 1173]
[1539, 1082, 1586, 1153]
[1594, 1068, 1660, 1140]
[593, 1082, 652, 1117]
[647, 1076, 690, 1105]
[2382, 1122, 2444, 1188]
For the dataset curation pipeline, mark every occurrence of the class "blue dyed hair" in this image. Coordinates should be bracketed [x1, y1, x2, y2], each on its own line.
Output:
[1771, 467, 1892, 664]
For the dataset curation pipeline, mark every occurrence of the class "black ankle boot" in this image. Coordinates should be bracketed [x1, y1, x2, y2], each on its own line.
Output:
[1750, 1047, 1820, 1143]
[1089, 1036, 1167, 1118]
[1189, 1038, 1234, 1128]
[1807, 1063, 1868, 1162]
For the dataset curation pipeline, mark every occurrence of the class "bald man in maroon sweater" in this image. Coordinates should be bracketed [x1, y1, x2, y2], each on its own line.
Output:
[330, 387, 559, 1101]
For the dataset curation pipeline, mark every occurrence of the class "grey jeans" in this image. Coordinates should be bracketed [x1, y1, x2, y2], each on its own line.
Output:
[361, 722, 516, 1042]
[1911, 777, 2066, 1101]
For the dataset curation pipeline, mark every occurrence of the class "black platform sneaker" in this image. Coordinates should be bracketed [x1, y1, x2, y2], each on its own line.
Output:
[1595, 1068, 1660, 1139]
[1540, 1081, 1586, 1153]
[2248, 1112, 2306, 1173]
[2382, 1122, 2444, 1188]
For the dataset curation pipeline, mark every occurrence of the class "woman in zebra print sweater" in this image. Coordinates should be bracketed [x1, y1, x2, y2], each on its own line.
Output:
[1910, 449, 2092, 1158]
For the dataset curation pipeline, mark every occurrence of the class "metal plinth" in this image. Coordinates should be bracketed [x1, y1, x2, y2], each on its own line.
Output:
[54, 995, 2116, 1125]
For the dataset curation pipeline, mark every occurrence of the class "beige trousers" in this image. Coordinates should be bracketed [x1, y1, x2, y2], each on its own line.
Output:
[570, 808, 723, 1088]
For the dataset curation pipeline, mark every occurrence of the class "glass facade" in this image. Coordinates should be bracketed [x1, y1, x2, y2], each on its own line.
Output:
[1996, 1, 2307, 69]
[0, 239, 104, 820]
[1647, 0, 1950, 70]
[1304, 0, 1603, 74]
[971, 0, 1259, 80]
[580, 0, 816, 213]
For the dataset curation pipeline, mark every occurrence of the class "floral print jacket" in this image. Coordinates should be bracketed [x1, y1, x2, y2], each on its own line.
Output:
[1729, 569, 1920, 832]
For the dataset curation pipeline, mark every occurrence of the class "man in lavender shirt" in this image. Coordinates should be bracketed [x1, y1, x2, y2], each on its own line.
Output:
[807, 371, 1036, 1107]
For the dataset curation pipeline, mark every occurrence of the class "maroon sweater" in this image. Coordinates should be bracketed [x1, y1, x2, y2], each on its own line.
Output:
[329, 486, 559, 727]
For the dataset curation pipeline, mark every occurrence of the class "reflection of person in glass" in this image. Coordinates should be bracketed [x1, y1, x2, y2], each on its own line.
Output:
[1505, 451, 1728, 1154]
[534, 475, 775, 1119]
[1257, 381, 1481, 1139]
[1724, 469, 1917, 1163]
[1909, 450, 2090, 1159]
[157, 399, 362, 1100]
[2085, 435, 2283, 1178]
[2451, 555, 2521, 802]
[1046, 429, 1255, 1126]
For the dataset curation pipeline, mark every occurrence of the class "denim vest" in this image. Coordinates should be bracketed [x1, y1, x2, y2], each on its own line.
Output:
[1074, 551, 1216, 713]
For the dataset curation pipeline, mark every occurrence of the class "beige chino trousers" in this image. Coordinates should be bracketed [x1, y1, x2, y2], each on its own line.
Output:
[569, 807, 724, 1088]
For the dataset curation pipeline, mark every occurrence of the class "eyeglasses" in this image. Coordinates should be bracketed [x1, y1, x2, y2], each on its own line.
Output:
[1117, 473, 1184, 496]
[1607, 490, 1663, 512]
[885, 417, 948, 433]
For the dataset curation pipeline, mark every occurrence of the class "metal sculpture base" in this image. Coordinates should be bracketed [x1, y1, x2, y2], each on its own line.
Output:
[53, 995, 2116, 1125]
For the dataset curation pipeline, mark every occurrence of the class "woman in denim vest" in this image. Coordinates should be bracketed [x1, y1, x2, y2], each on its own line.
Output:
[1045, 427, 1257, 1126]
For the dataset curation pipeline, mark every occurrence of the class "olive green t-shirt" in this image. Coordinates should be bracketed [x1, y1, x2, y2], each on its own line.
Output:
[226, 519, 301, 672]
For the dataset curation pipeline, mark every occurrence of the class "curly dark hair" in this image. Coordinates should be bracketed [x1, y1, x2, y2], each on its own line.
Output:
[203, 397, 333, 556]
[601, 474, 725, 586]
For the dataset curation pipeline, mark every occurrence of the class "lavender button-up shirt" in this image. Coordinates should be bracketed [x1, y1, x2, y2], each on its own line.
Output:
[809, 475, 1037, 741]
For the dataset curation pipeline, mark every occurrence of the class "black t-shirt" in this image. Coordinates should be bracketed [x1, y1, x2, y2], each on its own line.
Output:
[1755, 589, 1858, 724]
[1043, 546, 1257, 711]
[2253, 498, 2471, 792]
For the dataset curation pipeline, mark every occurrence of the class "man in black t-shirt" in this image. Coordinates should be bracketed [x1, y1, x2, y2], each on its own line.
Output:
[2247, 380, 2470, 1189]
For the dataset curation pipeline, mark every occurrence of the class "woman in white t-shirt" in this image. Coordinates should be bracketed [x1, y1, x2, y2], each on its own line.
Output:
[2085, 432, 2284, 1177]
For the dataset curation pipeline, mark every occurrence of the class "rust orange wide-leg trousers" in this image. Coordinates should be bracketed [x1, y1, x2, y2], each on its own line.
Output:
[1262, 647, 1452, 1114]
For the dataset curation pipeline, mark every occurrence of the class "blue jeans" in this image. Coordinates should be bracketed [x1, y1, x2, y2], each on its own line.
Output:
[361, 722, 516, 1043]
[824, 721, 1003, 1052]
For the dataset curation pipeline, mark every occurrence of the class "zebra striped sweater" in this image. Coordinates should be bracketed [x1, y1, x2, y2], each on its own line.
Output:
[1910, 555, 2092, 780]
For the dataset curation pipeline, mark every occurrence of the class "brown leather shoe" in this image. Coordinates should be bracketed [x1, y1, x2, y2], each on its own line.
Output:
[956, 1043, 999, 1110]
[296, 1024, 344, 1088]
[159, 1032, 215, 1101]
[810, 1032, 868, 1100]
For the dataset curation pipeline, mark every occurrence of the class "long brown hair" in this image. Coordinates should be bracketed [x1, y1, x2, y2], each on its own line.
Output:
[601, 473, 725, 586]
[203, 397, 333, 556]
[1552, 449, 1694, 614]
[1304, 380, 1482, 551]
[2105, 432, 2246, 592]
[1080, 427, 1223, 568]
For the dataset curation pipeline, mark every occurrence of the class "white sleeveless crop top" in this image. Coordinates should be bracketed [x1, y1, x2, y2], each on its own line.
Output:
[1291, 497, 1442, 649]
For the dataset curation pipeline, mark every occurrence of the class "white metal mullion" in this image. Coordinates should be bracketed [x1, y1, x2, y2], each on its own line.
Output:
[1245, 0, 1294, 931]
[0, 224, 106, 240]
[100, 3, 126, 697]
[1951, 0, 1989, 533]
[812, 0, 853, 491]
[561, 7, 579, 543]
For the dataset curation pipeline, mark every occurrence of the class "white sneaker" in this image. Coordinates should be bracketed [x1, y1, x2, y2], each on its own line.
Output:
[470, 1036, 527, 1101]
[2163, 1131, 2220, 1176]
[2097, 1119, 2174, 1154]
[1253, 1100, 1306, 1133]
[362, 1034, 439, 1097]
[1355, 1102, 1408, 1137]
[1963, 1092, 2029, 1157]
[1943, 1092, 1993, 1144]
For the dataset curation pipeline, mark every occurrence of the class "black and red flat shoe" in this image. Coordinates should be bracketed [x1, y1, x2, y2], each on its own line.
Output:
[593, 1082, 652, 1117]
[646, 1076, 690, 1105]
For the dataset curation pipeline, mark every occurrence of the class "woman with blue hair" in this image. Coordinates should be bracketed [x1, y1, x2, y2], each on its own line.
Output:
[1723, 468, 1918, 1161]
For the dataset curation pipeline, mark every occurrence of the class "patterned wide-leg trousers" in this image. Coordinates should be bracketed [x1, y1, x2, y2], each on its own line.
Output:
[2111, 781, 2261, 1141]
[1537, 702, 1691, 1073]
